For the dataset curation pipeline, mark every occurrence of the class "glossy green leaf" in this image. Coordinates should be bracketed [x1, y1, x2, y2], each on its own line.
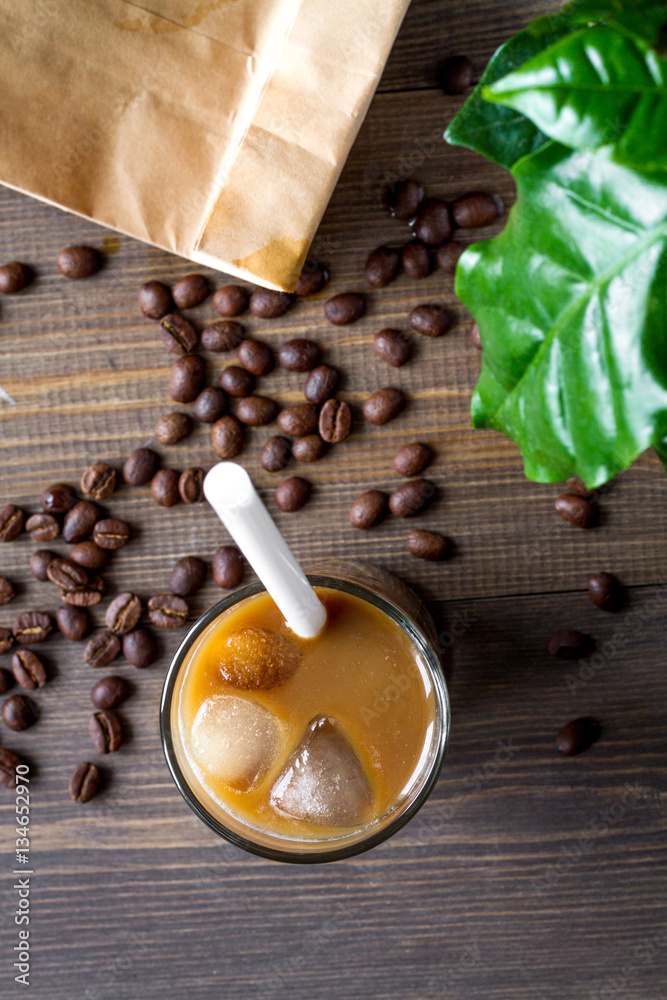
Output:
[562, 0, 667, 45]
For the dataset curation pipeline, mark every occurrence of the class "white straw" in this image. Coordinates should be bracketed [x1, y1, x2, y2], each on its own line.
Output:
[203, 462, 327, 638]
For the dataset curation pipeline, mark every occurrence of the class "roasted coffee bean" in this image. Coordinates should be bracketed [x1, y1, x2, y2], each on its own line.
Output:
[213, 284, 249, 317]
[148, 595, 189, 629]
[159, 314, 197, 356]
[0, 629, 13, 655]
[319, 399, 352, 443]
[13, 611, 51, 644]
[452, 192, 499, 228]
[556, 718, 600, 756]
[394, 442, 434, 477]
[80, 461, 116, 500]
[324, 292, 366, 326]
[0, 504, 24, 542]
[555, 493, 598, 529]
[275, 477, 311, 512]
[0, 261, 31, 294]
[588, 572, 623, 612]
[294, 259, 329, 297]
[30, 550, 56, 582]
[469, 320, 482, 350]
[47, 557, 88, 590]
[389, 479, 436, 517]
[219, 365, 254, 398]
[249, 288, 294, 319]
[212, 546, 244, 589]
[407, 529, 451, 561]
[155, 411, 193, 445]
[2, 694, 37, 731]
[409, 303, 452, 338]
[0, 668, 13, 694]
[69, 540, 109, 571]
[62, 582, 104, 607]
[123, 628, 158, 667]
[12, 650, 47, 691]
[278, 338, 321, 372]
[57, 245, 100, 278]
[438, 54, 474, 94]
[401, 240, 432, 279]
[363, 387, 406, 425]
[91, 675, 131, 710]
[178, 468, 205, 504]
[414, 198, 452, 246]
[139, 280, 172, 319]
[437, 240, 465, 275]
[349, 490, 388, 529]
[236, 396, 279, 426]
[0, 577, 14, 606]
[292, 435, 327, 463]
[63, 501, 100, 544]
[169, 354, 206, 403]
[69, 762, 100, 803]
[89, 709, 122, 753]
[373, 329, 412, 367]
[56, 605, 90, 641]
[548, 630, 595, 660]
[151, 469, 181, 507]
[25, 512, 59, 541]
[41, 482, 77, 514]
[211, 415, 245, 458]
[304, 364, 340, 403]
[238, 339, 274, 377]
[0, 747, 22, 787]
[201, 320, 244, 352]
[170, 556, 207, 597]
[84, 630, 121, 668]
[123, 447, 159, 486]
[260, 436, 291, 472]
[384, 178, 423, 220]
[94, 518, 130, 550]
[364, 246, 400, 288]
[566, 477, 589, 496]
[106, 593, 142, 635]
[277, 403, 319, 437]
[193, 386, 227, 423]
[172, 273, 209, 309]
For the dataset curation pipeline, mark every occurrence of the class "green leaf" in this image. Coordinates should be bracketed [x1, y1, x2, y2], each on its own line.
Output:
[456, 143, 667, 488]
[484, 26, 667, 171]
[561, 0, 667, 45]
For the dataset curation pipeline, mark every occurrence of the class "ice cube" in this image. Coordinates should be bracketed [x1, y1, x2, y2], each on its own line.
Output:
[270, 715, 373, 827]
[190, 694, 282, 792]
[219, 628, 300, 691]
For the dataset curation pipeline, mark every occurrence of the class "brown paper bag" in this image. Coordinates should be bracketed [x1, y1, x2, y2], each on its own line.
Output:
[0, 0, 410, 290]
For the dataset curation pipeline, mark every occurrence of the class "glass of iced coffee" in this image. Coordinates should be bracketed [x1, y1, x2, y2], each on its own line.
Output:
[160, 561, 449, 863]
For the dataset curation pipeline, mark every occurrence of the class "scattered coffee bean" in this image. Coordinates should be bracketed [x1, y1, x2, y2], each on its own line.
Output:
[172, 273, 209, 309]
[84, 630, 122, 668]
[106, 593, 142, 635]
[30, 550, 56, 582]
[148, 595, 189, 629]
[555, 493, 598, 529]
[91, 675, 131, 710]
[69, 540, 109, 571]
[123, 447, 159, 486]
[566, 477, 589, 496]
[13, 611, 51, 644]
[275, 477, 311, 512]
[56, 605, 90, 641]
[0, 504, 24, 542]
[365, 246, 400, 288]
[123, 629, 157, 668]
[363, 387, 406, 425]
[47, 557, 88, 590]
[394, 442, 434, 477]
[211, 415, 245, 458]
[170, 556, 207, 597]
[0, 746, 22, 787]
[0, 629, 13, 655]
[292, 435, 327, 463]
[93, 518, 130, 550]
[57, 245, 100, 279]
[155, 411, 193, 445]
[24, 512, 58, 542]
[407, 529, 451, 561]
[437, 240, 465, 275]
[556, 718, 600, 756]
[80, 461, 117, 500]
[89, 709, 123, 753]
[249, 288, 294, 319]
[12, 650, 47, 691]
[277, 404, 319, 437]
[548, 629, 594, 659]
[41, 482, 77, 514]
[319, 399, 352, 443]
[236, 396, 279, 426]
[0, 669, 13, 694]
[409, 303, 451, 337]
[62, 582, 104, 607]
[159, 314, 197, 356]
[278, 338, 321, 372]
[401, 240, 432, 279]
[151, 469, 181, 507]
[169, 354, 206, 403]
[438, 55, 473, 94]
[2, 694, 38, 731]
[213, 285, 249, 317]
[304, 364, 340, 404]
[69, 761, 100, 803]
[238, 339, 274, 377]
[201, 320, 244, 352]
[260, 436, 292, 472]
[139, 280, 172, 319]
[63, 501, 100, 544]
[452, 192, 499, 228]
[414, 198, 452, 246]
[294, 259, 329, 297]
[193, 386, 228, 423]
[0, 261, 31, 294]
[349, 490, 388, 529]
[212, 546, 244, 589]
[373, 329, 412, 367]
[0, 577, 14, 606]
[384, 178, 423, 219]
[389, 479, 436, 517]
[219, 366, 254, 398]
[324, 292, 366, 326]
[469, 320, 482, 349]
[178, 468, 205, 504]
[588, 572, 623, 612]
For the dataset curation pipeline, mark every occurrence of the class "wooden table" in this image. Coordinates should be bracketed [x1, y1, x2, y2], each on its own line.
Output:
[1, 2, 666, 997]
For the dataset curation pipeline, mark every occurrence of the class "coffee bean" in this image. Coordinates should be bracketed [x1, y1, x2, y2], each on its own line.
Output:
[123, 448, 159, 486]
[556, 718, 600, 756]
[12, 650, 47, 690]
[414, 198, 452, 246]
[384, 178, 423, 220]
[304, 365, 340, 404]
[219, 366, 254, 398]
[277, 404, 319, 437]
[547, 630, 594, 660]
[365, 246, 400, 288]
[249, 288, 294, 319]
[170, 556, 207, 597]
[0, 577, 14, 606]
[409, 303, 452, 337]
[588, 572, 623, 612]
[80, 461, 117, 500]
[193, 386, 227, 423]
[93, 518, 130, 550]
[30, 550, 56, 581]
[139, 280, 172, 319]
[438, 55, 473, 94]
[407, 529, 451, 561]
[57, 245, 100, 278]
[159, 314, 197, 356]
[56, 605, 90, 641]
[292, 435, 327, 463]
[2, 694, 37, 731]
[172, 273, 209, 309]
[566, 477, 589, 496]
[155, 411, 193, 445]
[278, 338, 321, 372]
[236, 396, 279, 427]
[84, 630, 121, 668]
[319, 399, 352, 443]
[24, 512, 58, 542]
[213, 285, 249, 317]
[178, 468, 204, 504]
[294, 259, 329, 297]
[0, 629, 13, 655]
[275, 477, 311, 512]
[47, 557, 88, 590]
[389, 479, 436, 517]
[0, 669, 13, 694]
[373, 329, 412, 367]
[63, 501, 100, 544]
[201, 320, 244, 352]
[69, 540, 109, 571]
[469, 320, 482, 350]
[148, 595, 189, 629]
[69, 762, 100, 803]
[349, 490, 388, 529]
[452, 192, 499, 228]
[260, 436, 291, 472]
[0, 747, 22, 787]
[363, 387, 406, 425]
[89, 709, 123, 753]
[238, 339, 274, 377]
[437, 240, 465, 275]
[401, 241, 432, 279]
[41, 483, 77, 514]
[211, 415, 245, 458]
[555, 493, 598, 529]
[91, 675, 131, 710]
[212, 546, 244, 589]
[0, 504, 24, 542]
[324, 292, 366, 326]
[62, 582, 104, 607]
[169, 354, 206, 403]
[123, 629, 158, 667]
[394, 442, 434, 477]
[105, 593, 142, 635]
[0, 261, 31, 294]
[13, 611, 51, 644]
